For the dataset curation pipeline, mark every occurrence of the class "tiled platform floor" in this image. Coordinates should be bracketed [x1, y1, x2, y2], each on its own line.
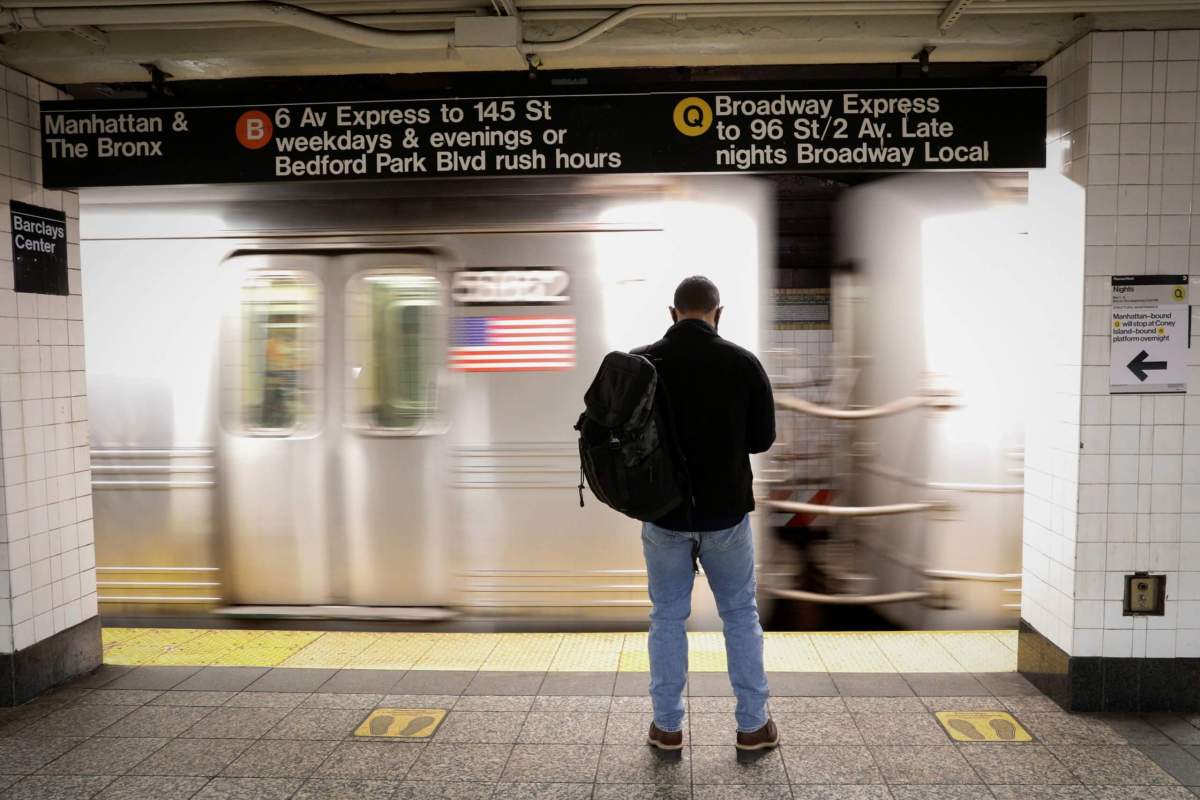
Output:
[101, 629, 1019, 673]
[2, 664, 1198, 799]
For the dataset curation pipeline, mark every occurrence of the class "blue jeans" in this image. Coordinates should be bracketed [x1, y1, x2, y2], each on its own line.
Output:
[641, 514, 769, 733]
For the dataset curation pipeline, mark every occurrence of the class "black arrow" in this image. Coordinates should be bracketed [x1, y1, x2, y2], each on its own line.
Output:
[1127, 350, 1167, 382]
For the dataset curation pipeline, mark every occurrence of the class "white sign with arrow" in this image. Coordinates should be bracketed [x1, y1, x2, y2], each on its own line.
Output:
[1110, 275, 1190, 394]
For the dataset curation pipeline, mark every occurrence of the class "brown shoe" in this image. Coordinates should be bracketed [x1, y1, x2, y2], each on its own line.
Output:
[735, 719, 779, 751]
[647, 722, 683, 750]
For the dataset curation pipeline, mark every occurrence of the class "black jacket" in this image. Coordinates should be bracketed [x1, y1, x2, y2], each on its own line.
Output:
[633, 319, 776, 532]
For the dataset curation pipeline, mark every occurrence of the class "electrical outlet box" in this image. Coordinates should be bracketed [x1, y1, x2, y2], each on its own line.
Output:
[1123, 573, 1166, 616]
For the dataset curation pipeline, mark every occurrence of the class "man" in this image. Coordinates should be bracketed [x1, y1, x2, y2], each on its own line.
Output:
[632, 275, 778, 752]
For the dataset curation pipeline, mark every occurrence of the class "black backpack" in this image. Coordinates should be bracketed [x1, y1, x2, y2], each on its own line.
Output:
[574, 351, 690, 521]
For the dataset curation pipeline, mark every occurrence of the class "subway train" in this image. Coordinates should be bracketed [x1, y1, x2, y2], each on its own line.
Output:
[81, 172, 1030, 630]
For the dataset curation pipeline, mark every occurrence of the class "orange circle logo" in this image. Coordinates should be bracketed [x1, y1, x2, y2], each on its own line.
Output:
[235, 110, 273, 149]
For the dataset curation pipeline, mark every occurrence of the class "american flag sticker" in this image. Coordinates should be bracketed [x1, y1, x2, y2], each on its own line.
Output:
[450, 316, 576, 372]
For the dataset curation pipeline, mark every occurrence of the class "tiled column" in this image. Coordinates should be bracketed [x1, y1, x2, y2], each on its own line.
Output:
[0, 66, 100, 705]
[1021, 30, 1200, 711]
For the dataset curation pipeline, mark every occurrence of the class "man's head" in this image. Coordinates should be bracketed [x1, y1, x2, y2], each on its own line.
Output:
[670, 275, 723, 328]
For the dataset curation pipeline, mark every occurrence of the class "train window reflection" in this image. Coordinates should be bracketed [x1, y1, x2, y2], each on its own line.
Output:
[240, 273, 320, 434]
[346, 272, 440, 431]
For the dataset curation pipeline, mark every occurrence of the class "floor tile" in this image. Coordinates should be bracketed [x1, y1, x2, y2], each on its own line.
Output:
[1088, 788, 1200, 799]
[781, 744, 882, 784]
[0, 705, 56, 738]
[174, 669, 270, 693]
[37, 737, 167, 776]
[316, 670, 404, 695]
[868, 745, 981, 784]
[689, 713, 738, 746]
[263, 708, 365, 740]
[104, 667, 203, 692]
[1050, 744, 1180, 785]
[501, 744, 601, 783]
[75, 692, 162, 707]
[96, 706, 214, 738]
[463, 672, 545, 697]
[433, 711, 526, 744]
[772, 712, 863, 745]
[314, 741, 424, 779]
[1103, 715, 1177, 745]
[613, 673, 650, 696]
[406, 743, 513, 782]
[190, 777, 302, 800]
[973, 673, 1041, 697]
[381, 695, 460, 711]
[298, 693, 383, 710]
[901, 673, 990, 697]
[997, 696, 1066, 715]
[604, 712, 656, 744]
[127, 739, 252, 777]
[391, 672, 476, 696]
[957, 742, 1079, 784]
[149, 692, 237, 708]
[243, 669, 336, 693]
[609, 696, 654, 713]
[22, 706, 135, 738]
[790, 787, 890, 800]
[687, 698, 737, 714]
[0, 774, 117, 799]
[1148, 716, 1200, 746]
[686, 673, 733, 697]
[843, 697, 927, 714]
[92, 775, 209, 800]
[69, 667, 133, 690]
[393, 783, 496, 800]
[531, 695, 612, 713]
[291, 778, 397, 800]
[180, 707, 290, 739]
[0, 739, 86, 774]
[833, 674, 914, 697]
[853, 711, 953, 744]
[519, 711, 608, 744]
[223, 692, 309, 709]
[692, 786, 791, 800]
[1020, 713, 1128, 744]
[453, 696, 533, 712]
[989, 786, 1095, 799]
[594, 745, 691, 784]
[887, 787, 990, 800]
[492, 784, 595, 800]
[766, 673, 837, 697]
[593, 783, 690, 799]
[690, 745, 787, 784]
[221, 739, 339, 778]
[920, 696, 1010, 713]
[767, 697, 846, 713]
[1137, 744, 1200, 785]
[538, 672, 616, 696]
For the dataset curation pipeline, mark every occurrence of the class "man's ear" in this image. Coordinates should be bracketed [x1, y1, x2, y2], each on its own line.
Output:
[669, 306, 678, 323]
[713, 306, 724, 328]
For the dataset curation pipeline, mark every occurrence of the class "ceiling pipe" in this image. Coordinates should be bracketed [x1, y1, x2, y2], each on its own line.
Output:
[1, 1, 455, 48]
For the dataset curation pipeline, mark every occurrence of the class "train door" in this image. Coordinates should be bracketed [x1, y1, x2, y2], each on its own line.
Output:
[217, 251, 448, 607]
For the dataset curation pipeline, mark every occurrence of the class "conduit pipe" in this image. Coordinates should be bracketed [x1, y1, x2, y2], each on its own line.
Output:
[764, 498, 942, 516]
[1, 1, 454, 48]
[774, 393, 954, 420]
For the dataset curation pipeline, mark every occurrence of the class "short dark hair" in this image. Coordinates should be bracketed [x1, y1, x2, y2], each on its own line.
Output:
[673, 275, 720, 314]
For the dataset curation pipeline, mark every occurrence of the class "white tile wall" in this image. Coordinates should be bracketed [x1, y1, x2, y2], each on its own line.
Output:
[1034, 30, 1200, 659]
[0, 67, 94, 655]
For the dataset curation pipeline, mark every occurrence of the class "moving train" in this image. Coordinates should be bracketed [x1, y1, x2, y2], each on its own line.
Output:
[81, 172, 1029, 629]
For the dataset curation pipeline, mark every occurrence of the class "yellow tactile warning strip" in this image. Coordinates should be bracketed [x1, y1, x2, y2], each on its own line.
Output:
[936, 711, 1032, 742]
[354, 708, 447, 738]
[102, 628, 1019, 672]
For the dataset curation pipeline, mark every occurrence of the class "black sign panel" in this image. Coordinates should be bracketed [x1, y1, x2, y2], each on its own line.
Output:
[10, 201, 68, 295]
[40, 80, 1045, 189]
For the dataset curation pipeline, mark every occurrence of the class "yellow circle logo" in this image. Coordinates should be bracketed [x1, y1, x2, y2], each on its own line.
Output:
[1174, 286, 1187, 301]
[673, 97, 712, 136]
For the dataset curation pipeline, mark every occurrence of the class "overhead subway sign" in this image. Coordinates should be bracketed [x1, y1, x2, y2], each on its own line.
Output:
[39, 80, 1045, 188]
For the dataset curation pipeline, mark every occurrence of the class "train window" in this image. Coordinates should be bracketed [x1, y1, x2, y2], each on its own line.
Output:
[238, 273, 321, 434]
[346, 272, 441, 431]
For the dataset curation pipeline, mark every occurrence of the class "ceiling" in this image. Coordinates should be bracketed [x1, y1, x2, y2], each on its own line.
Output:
[3, 0, 1200, 88]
